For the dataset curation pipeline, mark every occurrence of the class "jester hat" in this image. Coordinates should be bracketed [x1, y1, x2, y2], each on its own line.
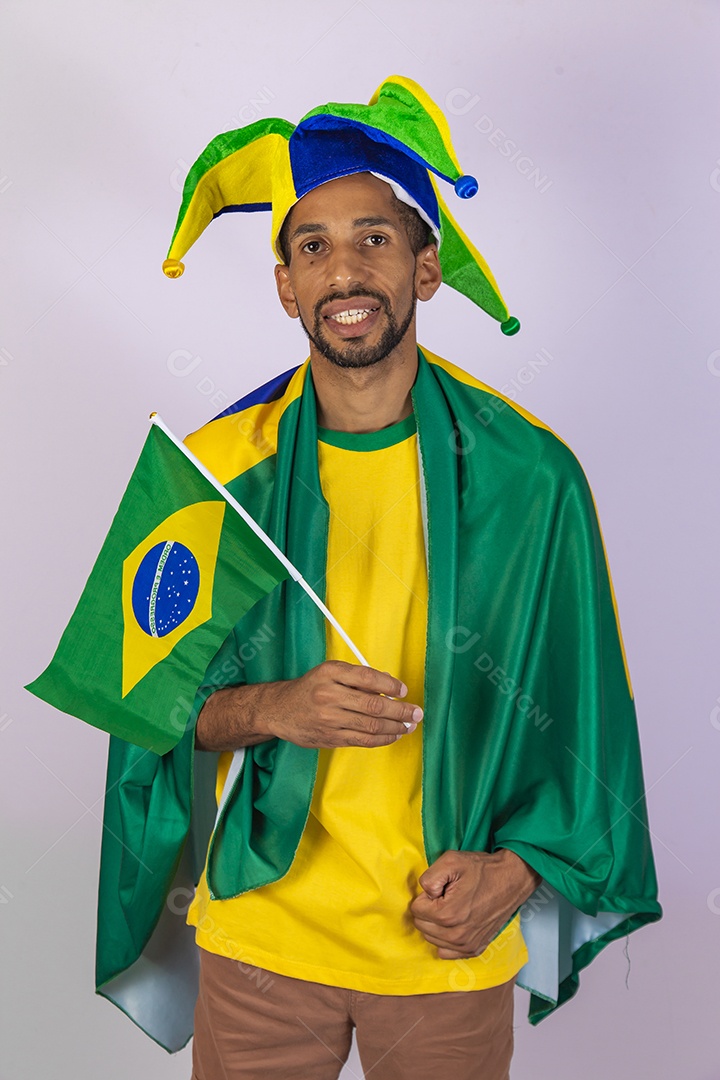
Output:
[163, 75, 520, 335]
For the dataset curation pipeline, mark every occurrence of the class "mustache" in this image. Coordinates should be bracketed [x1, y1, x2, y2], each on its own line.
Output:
[313, 289, 391, 322]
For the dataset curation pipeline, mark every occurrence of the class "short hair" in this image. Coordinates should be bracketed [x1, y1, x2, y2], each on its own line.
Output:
[277, 184, 437, 265]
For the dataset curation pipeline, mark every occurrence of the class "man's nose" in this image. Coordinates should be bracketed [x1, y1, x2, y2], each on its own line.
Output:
[326, 240, 367, 291]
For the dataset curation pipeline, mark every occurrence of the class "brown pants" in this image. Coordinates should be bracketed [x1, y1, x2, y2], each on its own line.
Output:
[191, 946, 515, 1080]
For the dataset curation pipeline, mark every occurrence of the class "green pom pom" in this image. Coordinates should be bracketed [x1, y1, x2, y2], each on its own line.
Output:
[500, 316, 520, 336]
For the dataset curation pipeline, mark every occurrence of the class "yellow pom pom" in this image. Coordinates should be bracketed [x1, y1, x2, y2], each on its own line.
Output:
[162, 259, 185, 279]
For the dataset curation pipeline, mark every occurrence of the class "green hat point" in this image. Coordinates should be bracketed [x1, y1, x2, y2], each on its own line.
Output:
[500, 316, 521, 336]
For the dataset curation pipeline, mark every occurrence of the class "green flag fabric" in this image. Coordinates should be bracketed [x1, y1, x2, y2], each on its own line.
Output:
[26, 421, 291, 754]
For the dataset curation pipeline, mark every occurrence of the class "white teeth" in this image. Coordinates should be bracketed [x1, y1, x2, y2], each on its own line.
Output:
[328, 307, 377, 325]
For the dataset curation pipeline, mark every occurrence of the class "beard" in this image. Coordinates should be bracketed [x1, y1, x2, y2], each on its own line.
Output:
[297, 288, 416, 369]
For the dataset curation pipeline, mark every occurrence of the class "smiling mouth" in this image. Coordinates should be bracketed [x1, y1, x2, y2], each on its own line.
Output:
[324, 306, 380, 326]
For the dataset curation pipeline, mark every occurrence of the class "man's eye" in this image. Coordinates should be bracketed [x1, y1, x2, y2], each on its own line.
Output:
[302, 240, 323, 254]
[364, 234, 387, 246]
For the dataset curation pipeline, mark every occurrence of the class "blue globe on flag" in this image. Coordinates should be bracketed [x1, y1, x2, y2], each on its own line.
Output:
[131, 541, 200, 638]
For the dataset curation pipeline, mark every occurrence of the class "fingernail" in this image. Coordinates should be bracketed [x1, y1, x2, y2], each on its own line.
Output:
[412, 707, 423, 722]
[399, 682, 408, 697]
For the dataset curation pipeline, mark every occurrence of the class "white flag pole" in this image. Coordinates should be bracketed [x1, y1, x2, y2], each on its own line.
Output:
[149, 413, 370, 667]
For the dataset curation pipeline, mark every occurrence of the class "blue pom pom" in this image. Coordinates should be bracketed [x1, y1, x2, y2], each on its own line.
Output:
[454, 174, 478, 199]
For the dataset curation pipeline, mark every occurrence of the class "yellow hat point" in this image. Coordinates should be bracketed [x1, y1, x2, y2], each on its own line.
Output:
[162, 258, 185, 279]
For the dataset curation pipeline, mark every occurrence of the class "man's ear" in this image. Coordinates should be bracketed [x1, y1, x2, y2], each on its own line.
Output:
[414, 244, 442, 303]
[274, 262, 299, 319]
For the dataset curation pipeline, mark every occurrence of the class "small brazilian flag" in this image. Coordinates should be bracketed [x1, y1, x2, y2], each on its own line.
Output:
[25, 417, 293, 754]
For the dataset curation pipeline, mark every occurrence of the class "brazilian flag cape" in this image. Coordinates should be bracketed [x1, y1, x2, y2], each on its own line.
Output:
[96, 346, 661, 1052]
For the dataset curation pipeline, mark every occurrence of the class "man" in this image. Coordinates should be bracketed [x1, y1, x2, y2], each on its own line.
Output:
[94, 77, 661, 1079]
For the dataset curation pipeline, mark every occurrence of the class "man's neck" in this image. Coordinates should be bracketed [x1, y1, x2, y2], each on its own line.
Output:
[310, 339, 419, 434]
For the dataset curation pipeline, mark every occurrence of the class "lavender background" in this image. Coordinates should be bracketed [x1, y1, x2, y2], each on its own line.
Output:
[1, 1, 718, 1077]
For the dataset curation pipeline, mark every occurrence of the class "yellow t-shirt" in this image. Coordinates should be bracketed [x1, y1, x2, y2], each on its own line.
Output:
[187, 412, 528, 993]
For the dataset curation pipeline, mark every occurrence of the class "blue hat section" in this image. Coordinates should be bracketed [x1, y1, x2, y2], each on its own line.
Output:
[289, 123, 440, 231]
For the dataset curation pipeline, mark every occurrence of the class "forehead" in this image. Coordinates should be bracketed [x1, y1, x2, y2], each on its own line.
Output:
[288, 172, 399, 227]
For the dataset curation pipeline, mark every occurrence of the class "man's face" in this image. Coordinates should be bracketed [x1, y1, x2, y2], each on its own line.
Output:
[274, 173, 435, 370]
